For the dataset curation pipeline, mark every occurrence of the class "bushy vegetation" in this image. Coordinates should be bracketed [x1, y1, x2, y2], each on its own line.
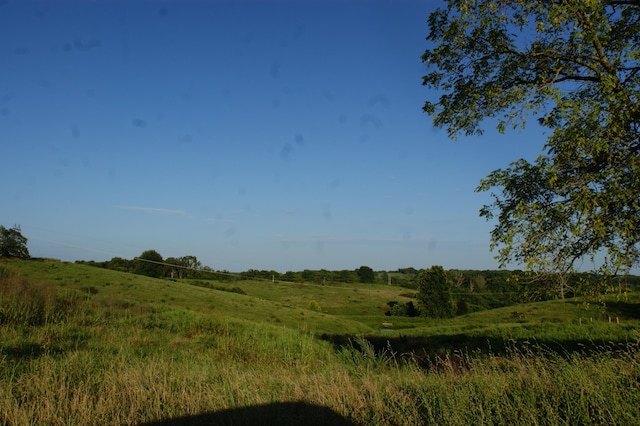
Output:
[1, 259, 639, 425]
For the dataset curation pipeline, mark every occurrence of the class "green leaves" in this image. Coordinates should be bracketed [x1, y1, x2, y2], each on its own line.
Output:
[417, 265, 455, 318]
[424, 1, 640, 275]
[0, 225, 30, 259]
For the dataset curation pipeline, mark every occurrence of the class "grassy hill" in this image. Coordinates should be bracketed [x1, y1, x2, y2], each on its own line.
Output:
[1, 259, 639, 425]
[5, 259, 419, 335]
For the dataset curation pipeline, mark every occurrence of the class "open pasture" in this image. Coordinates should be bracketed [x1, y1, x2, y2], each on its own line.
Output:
[1, 259, 638, 425]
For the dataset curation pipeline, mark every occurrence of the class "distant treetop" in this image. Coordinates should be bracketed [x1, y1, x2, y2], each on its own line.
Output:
[0, 225, 30, 259]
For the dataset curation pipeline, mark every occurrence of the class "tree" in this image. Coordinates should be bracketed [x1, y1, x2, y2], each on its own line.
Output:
[300, 269, 318, 283]
[405, 301, 419, 317]
[164, 257, 181, 279]
[134, 249, 164, 278]
[0, 225, 30, 259]
[336, 269, 357, 283]
[417, 265, 455, 318]
[356, 265, 375, 283]
[108, 257, 133, 272]
[282, 271, 300, 282]
[447, 269, 466, 288]
[388, 301, 407, 316]
[422, 1, 640, 278]
[165, 256, 202, 279]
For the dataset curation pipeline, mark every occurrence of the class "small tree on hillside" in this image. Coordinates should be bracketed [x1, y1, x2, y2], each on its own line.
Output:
[417, 265, 455, 318]
[0, 225, 30, 259]
[134, 249, 164, 278]
[356, 265, 375, 283]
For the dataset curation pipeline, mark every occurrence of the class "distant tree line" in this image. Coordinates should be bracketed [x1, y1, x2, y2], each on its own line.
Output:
[76, 250, 228, 280]
[75, 248, 640, 319]
[387, 266, 640, 318]
[77, 253, 382, 285]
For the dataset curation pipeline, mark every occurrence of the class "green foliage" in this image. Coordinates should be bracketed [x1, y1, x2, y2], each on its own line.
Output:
[0, 225, 29, 259]
[356, 265, 375, 283]
[417, 265, 455, 318]
[386, 301, 406, 316]
[106, 256, 132, 272]
[386, 300, 419, 317]
[335, 269, 358, 283]
[388, 269, 419, 289]
[240, 269, 280, 281]
[308, 300, 322, 312]
[282, 270, 300, 282]
[164, 255, 202, 279]
[423, 1, 640, 275]
[300, 269, 318, 282]
[285, 268, 335, 284]
[134, 249, 164, 278]
[456, 299, 469, 316]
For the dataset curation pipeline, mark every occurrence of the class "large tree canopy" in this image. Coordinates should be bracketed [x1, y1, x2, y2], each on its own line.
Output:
[422, 0, 640, 275]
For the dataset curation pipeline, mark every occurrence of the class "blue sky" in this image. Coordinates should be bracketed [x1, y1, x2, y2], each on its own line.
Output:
[1, 0, 546, 272]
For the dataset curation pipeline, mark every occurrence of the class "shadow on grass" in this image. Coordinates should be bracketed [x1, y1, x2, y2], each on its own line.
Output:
[0, 342, 69, 360]
[1, 329, 88, 361]
[601, 301, 640, 320]
[1, 342, 47, 360]
[322, 333, 638, 368]
[139, 402, 358, 426]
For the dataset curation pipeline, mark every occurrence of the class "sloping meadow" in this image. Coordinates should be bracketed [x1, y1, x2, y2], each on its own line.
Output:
[1, 259, 639, 425]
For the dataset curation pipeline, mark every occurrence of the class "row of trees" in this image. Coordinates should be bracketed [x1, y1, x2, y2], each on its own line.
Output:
[254, 266, 376, 284]
[78, 250, 208, 280]
[80, 252, 380, 284]
[385, 265, 519, 318]
[389, 265, 640, 318]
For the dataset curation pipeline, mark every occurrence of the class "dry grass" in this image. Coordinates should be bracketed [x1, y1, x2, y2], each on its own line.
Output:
[1, 341, 638, 425]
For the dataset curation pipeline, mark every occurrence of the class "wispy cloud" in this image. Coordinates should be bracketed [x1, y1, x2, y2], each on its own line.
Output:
[117, 205, 189, 216]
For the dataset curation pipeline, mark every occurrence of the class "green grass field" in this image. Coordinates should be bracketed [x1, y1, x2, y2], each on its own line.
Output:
[1, 259, 639, 425]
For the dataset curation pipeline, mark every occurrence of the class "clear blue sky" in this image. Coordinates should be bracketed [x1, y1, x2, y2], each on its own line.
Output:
[1, 0, 545, 272]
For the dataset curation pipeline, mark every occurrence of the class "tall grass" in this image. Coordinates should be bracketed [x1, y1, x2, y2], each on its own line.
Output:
[2, 338, 637, 425]
[1, 261, 639, 425]
[0, 265, 79, 326]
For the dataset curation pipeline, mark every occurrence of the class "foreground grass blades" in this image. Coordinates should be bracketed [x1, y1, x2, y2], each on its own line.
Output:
[2, 338, 638, 425]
